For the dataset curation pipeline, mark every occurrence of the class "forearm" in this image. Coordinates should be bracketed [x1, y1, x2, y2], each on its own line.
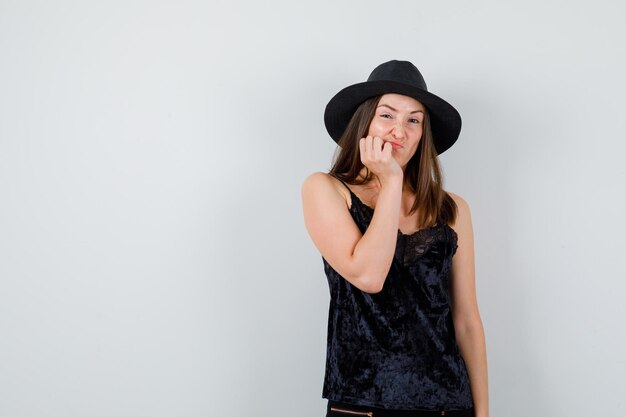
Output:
[455, 322, 489, 417]
[352, 177, 403, 291]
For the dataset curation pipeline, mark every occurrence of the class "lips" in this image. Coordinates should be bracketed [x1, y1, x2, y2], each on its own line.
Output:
[386, 141, 403, 149]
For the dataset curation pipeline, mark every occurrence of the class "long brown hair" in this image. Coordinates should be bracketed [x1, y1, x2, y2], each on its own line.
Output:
[328, 95, 458, 229]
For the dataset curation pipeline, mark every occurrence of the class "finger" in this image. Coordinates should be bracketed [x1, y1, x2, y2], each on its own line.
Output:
[365, 136, 372, 156]
[373, 136, 384, 155]
[382, 141, 392, 156]
[359, 138, 366, 159]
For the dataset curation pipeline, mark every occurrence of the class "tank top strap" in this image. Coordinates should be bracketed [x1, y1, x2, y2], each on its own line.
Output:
[331, 174, 366, 214]
[330, 174, 353, 194]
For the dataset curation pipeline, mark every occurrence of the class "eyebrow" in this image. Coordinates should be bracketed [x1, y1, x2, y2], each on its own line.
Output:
[377, 104, 424, 114]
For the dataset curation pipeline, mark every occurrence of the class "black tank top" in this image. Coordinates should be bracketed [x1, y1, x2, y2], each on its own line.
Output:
[321, 176, 474, 411]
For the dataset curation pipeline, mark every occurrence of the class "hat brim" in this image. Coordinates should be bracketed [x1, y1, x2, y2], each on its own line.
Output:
[324, 80, 461, 155]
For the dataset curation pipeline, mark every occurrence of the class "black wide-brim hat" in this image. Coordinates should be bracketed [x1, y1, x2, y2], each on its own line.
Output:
[324, 60, 462, 155]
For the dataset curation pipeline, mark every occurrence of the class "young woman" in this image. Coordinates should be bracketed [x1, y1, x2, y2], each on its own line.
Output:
[301, 60, 488, 417]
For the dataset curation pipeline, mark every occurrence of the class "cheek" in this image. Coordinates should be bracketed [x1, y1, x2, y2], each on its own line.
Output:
[367, 122, 384, 135]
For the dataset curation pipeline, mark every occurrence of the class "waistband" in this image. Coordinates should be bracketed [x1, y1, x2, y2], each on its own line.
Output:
[327, 400, 474, 417]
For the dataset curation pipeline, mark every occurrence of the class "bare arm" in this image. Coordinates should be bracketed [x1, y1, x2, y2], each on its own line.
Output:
[449, 192, 489, 417]
[350, 175, 403, 292]
[301, 172, 402, 293]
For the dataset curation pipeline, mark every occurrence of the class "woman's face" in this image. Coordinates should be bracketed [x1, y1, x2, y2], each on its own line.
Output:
[367, 93, 426, 169]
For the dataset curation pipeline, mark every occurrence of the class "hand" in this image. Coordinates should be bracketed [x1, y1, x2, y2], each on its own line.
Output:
[359, 135, 403, 183]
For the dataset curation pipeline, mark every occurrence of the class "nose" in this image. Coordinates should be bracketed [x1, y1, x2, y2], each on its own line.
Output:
[392, 121, 405, 140]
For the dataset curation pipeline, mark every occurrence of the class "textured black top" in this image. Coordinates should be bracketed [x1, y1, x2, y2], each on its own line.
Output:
[321, 177, 474, 411]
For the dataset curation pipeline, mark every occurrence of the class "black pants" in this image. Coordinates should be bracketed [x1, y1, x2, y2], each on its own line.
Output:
[327, 400, 474, 417]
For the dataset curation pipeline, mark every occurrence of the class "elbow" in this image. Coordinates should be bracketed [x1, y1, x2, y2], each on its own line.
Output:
[351, 258, 388, 294]
[454, 318, 485, 339]
[358, 275, 385, 294]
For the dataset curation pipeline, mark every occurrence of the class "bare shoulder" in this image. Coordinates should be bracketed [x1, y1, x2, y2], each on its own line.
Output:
[302, 171, 330, 187]
[301, 172, 350, 208]
[445, 190, 472, 233]
[447, 190, 470, 212]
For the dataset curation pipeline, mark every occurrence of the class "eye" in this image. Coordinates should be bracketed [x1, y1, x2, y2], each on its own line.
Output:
[410, 118, 420, 124]
[380, 113, 392, 119]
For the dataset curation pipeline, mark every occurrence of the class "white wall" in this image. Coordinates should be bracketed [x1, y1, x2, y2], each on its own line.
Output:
[1, 1, 624, 416]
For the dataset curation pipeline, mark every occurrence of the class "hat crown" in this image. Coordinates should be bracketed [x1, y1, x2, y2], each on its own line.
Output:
[367, 60, 428, 91]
